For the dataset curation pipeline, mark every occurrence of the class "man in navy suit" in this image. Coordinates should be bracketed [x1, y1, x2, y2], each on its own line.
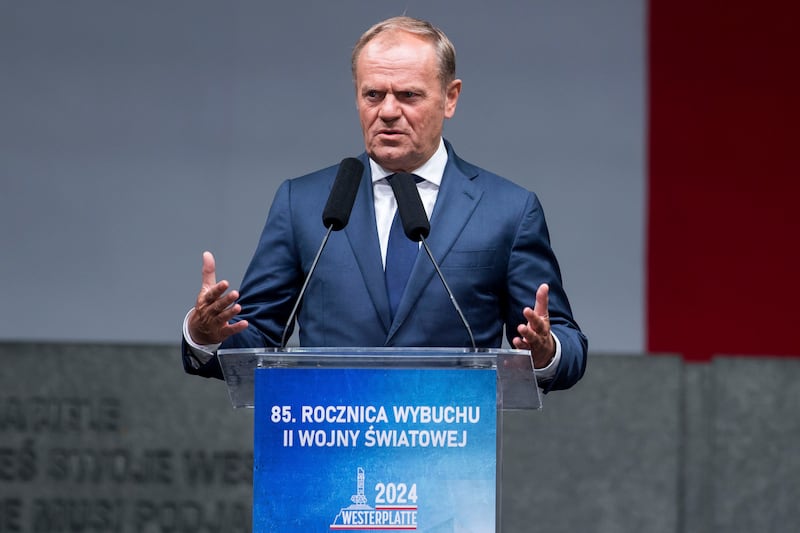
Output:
[182, 16, 587, 393]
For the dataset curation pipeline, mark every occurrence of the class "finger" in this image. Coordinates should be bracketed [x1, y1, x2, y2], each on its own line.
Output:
[512, 336, 531, 350]
[201, 251, 217, 289]
[517, 319, 538, 344]
[521, 306, 548, 339]
[196, 279, 230, 307]
[202, 289, 239, 317]
[534, 283, 550, 320]
[223, 319, 249, 337]
[214, 298, 242, 323]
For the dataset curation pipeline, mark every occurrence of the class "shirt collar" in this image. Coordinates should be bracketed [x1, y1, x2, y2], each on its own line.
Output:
[369, 138, 447, 186]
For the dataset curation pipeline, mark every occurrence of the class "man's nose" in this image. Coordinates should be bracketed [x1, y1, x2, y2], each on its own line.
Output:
[378, 95, 401, 121]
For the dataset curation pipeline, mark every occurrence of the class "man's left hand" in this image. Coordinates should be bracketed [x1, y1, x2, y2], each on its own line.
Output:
[512, 283, 556, 369]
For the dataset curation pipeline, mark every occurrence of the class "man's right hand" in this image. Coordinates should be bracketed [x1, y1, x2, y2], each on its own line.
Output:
[188, 251, 249, 345]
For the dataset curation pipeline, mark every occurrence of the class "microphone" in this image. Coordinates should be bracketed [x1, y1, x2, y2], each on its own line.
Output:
[322, 157, 364, 230]
[388, 173, 476, 351]
[390, 173, 430, 241]
[281, 157, 364, 347]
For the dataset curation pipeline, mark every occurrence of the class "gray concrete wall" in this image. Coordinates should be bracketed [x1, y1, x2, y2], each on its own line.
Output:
[1, 343, 797, 532]
[0, 343, 254, 532]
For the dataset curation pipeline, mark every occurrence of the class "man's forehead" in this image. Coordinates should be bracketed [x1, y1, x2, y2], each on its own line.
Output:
[356, 37, 437, 82]
[358, 31, 434, 62]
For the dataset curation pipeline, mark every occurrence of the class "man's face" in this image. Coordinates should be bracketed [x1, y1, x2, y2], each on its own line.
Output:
[355, 31, 461, 172]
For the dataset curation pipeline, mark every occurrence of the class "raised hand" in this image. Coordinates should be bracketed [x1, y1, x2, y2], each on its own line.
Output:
[188, 251, 249, 345]
[512, 283, 556, 369]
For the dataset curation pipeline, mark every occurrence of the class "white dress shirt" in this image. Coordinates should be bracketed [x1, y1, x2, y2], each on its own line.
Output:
[371, 139, 446, 267]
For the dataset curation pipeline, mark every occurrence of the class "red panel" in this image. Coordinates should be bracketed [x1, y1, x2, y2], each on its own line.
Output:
[648, 0, 800, 360]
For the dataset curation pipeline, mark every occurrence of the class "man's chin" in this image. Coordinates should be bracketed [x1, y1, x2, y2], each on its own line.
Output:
[368, 148, 418, 172]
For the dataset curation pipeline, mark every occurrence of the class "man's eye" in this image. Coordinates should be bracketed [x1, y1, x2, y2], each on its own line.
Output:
[365, 90, 380, 99]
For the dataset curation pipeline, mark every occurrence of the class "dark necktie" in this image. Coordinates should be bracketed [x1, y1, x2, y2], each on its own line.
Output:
[385, 174, 423, 320]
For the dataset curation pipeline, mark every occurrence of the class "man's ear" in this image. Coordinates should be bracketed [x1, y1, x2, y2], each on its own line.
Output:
[444, 79, 462, 118]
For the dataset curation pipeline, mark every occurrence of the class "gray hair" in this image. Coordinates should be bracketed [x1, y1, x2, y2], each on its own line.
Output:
[351, 16, 457, 88]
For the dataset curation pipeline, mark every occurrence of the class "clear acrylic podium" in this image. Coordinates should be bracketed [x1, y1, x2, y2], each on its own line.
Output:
[217, 347, 542, 532]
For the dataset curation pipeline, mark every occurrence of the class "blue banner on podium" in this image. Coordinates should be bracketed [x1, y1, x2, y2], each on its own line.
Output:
[253, 367, 497, 532]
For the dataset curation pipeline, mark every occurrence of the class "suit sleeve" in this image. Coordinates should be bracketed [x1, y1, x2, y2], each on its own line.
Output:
[505, 192, 588, 392]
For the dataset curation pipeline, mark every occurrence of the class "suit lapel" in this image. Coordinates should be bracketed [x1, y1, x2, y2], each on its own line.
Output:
[344, 155, 393, 333]
[387, 150, 483, 341]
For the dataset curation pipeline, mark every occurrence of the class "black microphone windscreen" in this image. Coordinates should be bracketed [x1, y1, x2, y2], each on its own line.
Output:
[322, 158, 364, 230]
[390, 173, 430, 242]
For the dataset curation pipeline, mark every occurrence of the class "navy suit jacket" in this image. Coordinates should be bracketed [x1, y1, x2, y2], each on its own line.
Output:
[183, 142, 587, 392]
